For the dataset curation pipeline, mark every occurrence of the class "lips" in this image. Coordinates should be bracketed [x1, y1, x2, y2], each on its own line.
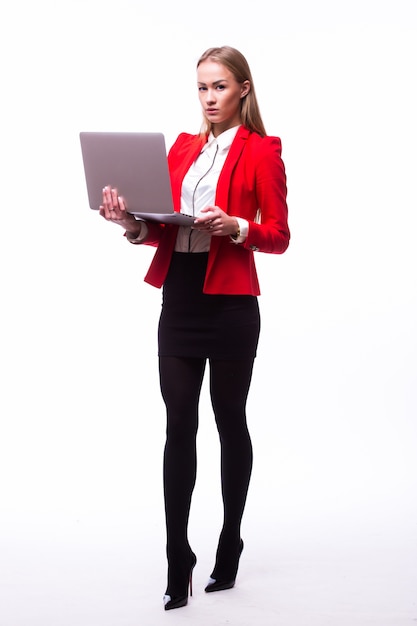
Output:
[206, 109, 218, 115]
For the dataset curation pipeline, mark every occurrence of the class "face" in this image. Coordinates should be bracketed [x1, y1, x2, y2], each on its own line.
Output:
[197, 60, 250, 136]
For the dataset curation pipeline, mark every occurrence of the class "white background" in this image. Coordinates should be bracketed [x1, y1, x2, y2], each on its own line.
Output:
[0, 1, 416, 624]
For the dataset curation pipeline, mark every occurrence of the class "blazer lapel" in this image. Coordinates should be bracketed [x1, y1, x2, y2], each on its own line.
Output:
[208, 127, 249, 264]
[214, 126, 249, 213]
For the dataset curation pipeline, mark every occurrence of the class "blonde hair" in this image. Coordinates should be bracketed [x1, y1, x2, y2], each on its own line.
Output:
[197, 46, 267, 137]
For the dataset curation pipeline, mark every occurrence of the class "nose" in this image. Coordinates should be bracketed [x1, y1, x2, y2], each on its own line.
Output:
[205, 88, 216, 105]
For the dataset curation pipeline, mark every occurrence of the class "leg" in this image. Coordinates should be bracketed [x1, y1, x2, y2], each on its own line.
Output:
[207, 357, 255, 586]
[159, 356, 206, 600]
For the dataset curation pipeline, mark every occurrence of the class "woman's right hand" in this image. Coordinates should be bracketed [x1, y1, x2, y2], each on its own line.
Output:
[99, 185, 142, 236]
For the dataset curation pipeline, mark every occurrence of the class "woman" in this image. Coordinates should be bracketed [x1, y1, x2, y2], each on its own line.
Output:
[99, 46, 290, 610]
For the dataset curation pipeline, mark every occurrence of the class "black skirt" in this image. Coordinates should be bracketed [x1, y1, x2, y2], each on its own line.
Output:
[158, 252, 260, 359]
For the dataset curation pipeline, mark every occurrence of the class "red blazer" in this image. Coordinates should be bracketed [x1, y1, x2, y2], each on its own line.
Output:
[142, 125, 290, 295]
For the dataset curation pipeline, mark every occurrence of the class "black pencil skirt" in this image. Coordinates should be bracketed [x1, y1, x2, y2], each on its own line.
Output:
[158, 252, 260, 359]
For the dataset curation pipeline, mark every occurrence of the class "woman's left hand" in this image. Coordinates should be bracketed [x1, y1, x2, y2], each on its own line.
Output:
[193, 205, 239, 237]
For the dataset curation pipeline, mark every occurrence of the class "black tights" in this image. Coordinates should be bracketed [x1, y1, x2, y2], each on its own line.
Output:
[159, 355, 255, 588]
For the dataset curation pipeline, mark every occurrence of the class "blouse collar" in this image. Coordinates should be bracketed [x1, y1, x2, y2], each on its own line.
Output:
[203, 125, 241, 153]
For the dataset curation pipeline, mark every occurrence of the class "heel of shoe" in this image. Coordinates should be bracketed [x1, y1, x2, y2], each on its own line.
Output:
[164, 552, 197, 611]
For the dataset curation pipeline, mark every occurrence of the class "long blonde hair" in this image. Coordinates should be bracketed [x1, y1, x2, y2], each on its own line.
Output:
[197, 46, 267, 137]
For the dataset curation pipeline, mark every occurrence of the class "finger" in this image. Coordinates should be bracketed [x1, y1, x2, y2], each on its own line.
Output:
[100, 205, 112, 220]
[194, 216, 213, 227]
[111, 187, 119, 208]
[102, 186, 112, 212]
[198, 206, 215, 219]
[118, 195, 127, 212]
[103, 190, 115, 218]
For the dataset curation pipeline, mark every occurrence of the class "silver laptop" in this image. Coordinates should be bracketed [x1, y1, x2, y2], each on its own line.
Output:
[79, 131, 195, 225]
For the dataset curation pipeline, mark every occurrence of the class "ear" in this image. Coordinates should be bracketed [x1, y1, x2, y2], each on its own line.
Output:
[240, 80, 251, 98]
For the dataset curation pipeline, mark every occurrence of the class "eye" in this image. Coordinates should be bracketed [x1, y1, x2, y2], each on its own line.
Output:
[198, 86, 207, 92]
[216, 84, 226, 91]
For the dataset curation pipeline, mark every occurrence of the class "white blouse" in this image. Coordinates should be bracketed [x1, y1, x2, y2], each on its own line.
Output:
[175, 125, 240, 252]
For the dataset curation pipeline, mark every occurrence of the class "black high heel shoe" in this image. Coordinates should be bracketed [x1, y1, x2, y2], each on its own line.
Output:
[205, 539, 244, 593]
[163, 551, 197, 610]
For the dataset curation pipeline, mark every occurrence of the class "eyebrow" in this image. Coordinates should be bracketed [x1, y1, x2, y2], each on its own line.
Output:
[197, 79, 229, 86]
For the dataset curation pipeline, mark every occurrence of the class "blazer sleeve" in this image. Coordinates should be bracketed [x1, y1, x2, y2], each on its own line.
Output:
[242, 136, 290, 254]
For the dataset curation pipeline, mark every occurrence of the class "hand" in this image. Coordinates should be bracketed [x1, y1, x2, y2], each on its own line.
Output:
[193, 205, 239, 237]
[99, 186, 141, 233]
